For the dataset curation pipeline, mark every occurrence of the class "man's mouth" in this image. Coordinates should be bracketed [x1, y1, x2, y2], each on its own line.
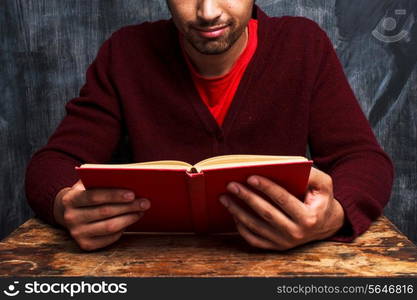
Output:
[193, 24, 229, 39]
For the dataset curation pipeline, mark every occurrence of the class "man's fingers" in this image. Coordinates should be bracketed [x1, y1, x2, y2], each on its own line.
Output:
[225, 182, 298, 231]
[77, 230, 124, 251]
[234, 218, 288, 251]
[229, 176, 307, 223]
[307, 167, 333, 194]
[71, 179, 86, 191]
[64, 199, 150, 225]
[304, 167, 334, 208]
[70, 213, 142, 238]
[220, 195, 292, 247]
[64, 188, 137, 207]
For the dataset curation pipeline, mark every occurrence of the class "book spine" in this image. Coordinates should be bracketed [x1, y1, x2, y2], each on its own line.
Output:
[186, 171, 208, 234]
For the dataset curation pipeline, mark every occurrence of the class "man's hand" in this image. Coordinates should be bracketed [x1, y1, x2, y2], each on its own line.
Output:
[54, 180, 150, 251]
[219, 167, 345, 250]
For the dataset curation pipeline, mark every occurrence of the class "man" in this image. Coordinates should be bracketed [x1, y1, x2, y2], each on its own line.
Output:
[25, 0, 393, 251]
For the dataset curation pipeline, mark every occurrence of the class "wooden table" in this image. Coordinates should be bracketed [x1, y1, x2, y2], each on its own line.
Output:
[0, 216, 416, 277]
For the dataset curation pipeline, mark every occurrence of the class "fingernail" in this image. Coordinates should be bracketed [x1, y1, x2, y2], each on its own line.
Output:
[124, 192, 135, 200]
[219, 196, 229, 208]
[139, 199, 150, 210]
[248, 176, 259, 186]
[227, 182, 239, 194]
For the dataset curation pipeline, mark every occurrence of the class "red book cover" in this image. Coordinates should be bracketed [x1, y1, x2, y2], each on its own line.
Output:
[76, 157, 312, 233]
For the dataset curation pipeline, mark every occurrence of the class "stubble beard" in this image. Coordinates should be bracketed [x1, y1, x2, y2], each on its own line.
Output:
[185, 21, 247, 55]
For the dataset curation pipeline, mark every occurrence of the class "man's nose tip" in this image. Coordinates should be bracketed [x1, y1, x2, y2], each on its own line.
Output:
[197, 0, 223, 21]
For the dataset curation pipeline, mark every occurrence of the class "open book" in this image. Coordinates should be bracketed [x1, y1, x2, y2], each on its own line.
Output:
[76, 154, 312, 233]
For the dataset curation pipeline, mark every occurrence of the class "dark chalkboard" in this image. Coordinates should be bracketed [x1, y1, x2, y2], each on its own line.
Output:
[1, 0, 416, 244]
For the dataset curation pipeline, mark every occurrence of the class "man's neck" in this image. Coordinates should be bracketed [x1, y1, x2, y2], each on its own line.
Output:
[183, 27, 249, 78]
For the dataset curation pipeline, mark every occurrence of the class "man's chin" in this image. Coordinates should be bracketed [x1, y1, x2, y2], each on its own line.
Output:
[195, 47, 232, 55]
[190, 40, 233, 55]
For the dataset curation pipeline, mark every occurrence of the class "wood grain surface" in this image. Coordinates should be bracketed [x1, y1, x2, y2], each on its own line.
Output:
[0, 216, 416, 277]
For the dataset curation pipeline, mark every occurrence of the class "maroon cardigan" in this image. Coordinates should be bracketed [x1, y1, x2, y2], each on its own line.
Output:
[25, 6, 394, 242]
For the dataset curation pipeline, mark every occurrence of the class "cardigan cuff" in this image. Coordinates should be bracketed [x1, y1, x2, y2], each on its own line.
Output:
[25, 157, 80, 228]
[325, 188, 375, 242]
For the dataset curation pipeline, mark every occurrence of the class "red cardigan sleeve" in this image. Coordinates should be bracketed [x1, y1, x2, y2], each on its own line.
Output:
[25, 37, 122, 225]
[307, 27, 394, 242]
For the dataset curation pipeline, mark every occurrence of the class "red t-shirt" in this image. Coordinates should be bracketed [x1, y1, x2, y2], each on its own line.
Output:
[182, 19, 258, 126]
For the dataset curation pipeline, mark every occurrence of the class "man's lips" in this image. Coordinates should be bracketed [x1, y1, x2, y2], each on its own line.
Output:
[193, 25, 229, 38]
